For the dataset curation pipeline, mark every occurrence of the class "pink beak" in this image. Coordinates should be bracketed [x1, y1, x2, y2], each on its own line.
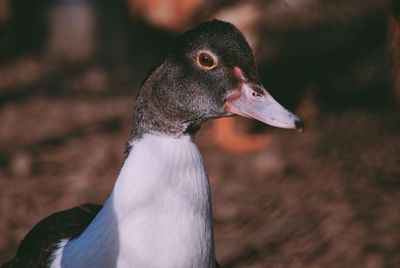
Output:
[225, 67, 304, 132]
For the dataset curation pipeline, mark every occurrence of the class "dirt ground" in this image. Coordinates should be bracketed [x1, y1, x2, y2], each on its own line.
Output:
[0, 51, 399, 268]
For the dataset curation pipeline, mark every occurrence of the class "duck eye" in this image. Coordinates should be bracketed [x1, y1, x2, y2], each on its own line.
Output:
[196, 52, 218, 69]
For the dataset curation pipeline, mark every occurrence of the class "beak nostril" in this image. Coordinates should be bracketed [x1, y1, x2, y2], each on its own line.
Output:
[251, 91, 262, 99]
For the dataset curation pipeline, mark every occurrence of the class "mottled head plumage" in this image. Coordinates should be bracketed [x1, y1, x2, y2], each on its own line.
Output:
[173, 20, 258, 80]
[128, 20, 260, 149]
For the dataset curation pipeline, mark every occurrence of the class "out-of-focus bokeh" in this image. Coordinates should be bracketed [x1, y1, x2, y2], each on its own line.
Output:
[0, 0, 399, 267]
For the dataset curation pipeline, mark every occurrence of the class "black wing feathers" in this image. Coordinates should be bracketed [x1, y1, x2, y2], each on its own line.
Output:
[1, 204, 102, 268]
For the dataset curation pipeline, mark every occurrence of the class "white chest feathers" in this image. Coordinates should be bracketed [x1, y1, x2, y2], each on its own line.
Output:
[51, 134, 216, 268]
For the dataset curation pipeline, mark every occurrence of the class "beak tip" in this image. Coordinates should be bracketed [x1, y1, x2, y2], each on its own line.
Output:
[294, 118, 305, 133]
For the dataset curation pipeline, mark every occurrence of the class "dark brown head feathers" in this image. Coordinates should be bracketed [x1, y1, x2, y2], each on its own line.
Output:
[127, 20, 260, 152]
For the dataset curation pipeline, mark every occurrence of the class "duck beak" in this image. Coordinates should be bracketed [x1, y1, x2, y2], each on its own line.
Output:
[224, 68, 304, 132]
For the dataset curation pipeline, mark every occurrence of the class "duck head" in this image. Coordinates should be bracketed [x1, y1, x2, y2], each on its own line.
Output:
[131, 20, 304, 140]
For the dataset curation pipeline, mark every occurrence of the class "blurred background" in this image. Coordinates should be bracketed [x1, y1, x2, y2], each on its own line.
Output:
[0, 0, 399, 267]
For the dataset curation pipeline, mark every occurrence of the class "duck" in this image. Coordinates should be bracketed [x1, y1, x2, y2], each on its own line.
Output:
[2, 20, 304, 268]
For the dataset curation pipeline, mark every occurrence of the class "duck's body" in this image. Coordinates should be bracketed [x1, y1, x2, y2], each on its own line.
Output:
[4, 135, 215, 268]
[3, 20, 303, 268]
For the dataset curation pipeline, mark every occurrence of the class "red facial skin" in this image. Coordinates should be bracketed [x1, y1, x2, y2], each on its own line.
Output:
[224, 66, 247, 112]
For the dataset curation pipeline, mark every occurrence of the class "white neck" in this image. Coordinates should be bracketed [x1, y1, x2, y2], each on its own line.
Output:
[51, 134, 216, 268]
